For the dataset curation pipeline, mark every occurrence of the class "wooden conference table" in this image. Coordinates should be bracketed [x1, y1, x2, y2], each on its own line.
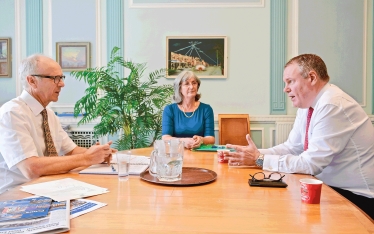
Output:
[1, 148, 374, 233]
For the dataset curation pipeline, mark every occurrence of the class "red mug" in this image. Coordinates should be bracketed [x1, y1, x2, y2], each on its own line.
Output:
[300, 178, 323, 204]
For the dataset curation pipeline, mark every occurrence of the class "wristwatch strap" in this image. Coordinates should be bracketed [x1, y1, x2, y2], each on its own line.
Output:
[255, 154, 264, 168]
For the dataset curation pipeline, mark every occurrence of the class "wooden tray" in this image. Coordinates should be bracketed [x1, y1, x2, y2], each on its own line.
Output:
[140, 167, 217, 186]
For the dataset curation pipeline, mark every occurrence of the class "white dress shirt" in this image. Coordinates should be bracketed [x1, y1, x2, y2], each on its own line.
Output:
[261, 84, 374, 198]
[0, 90, 77, 194]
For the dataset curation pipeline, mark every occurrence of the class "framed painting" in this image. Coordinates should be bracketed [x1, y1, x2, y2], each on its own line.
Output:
[56, 42, 90, 71]
[0, 38, 11, 78]
[166, 36, 227, 78]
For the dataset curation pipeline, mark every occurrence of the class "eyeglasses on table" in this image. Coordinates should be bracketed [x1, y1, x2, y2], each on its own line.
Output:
[249, 172, 285, 182]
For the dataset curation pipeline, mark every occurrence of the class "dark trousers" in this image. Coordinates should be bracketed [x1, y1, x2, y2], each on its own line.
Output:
[330, 186, 374, 221]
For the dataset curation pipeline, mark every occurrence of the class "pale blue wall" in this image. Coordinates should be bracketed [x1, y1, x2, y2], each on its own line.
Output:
[0, 0, 372, 115]
[0, 0, 373, 148]
[51, 0, 96, 106]
[123, 1, 271, 115]
[0, 0, 16, 104]
[299, 0, 365, 105]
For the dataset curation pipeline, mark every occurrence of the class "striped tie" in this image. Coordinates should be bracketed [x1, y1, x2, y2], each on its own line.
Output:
[304, 107, 314, 151]
[41, 109, 58, 156]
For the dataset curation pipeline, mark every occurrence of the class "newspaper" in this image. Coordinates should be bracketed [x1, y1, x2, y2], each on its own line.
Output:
[0, 200, 70, 234]
[0, 197, 52, 223]
[70, 199, 106, 219]
[0, 198, 106, 233]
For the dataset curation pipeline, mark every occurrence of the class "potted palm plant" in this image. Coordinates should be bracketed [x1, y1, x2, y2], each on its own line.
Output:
[71, 47, 173, 150]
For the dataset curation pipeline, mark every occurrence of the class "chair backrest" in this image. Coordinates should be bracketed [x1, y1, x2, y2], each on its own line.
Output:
[218, 114, 250, 145]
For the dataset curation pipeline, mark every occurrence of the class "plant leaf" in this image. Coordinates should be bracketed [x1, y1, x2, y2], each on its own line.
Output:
[70, 47, 173, 150]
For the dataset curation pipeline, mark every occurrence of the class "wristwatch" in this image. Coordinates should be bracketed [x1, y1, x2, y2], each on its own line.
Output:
[255, 154, 264, 168]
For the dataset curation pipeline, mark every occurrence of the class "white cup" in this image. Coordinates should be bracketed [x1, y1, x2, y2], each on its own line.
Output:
[116, 152, 131, 180]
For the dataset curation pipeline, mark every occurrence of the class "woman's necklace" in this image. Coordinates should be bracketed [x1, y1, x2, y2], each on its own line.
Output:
[181, 102, 197, 118]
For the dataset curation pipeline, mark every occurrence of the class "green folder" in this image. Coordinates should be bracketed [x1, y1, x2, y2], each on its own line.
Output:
[193, 144, 235, 152]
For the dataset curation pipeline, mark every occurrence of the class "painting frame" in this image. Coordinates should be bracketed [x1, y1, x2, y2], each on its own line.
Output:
[56, 42, 90, 71]
[166, 36, 227, 79]
[0, 38, 11, 78]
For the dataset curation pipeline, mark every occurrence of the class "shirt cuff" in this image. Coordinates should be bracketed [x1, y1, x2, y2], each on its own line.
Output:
[262, 154, 280, 172]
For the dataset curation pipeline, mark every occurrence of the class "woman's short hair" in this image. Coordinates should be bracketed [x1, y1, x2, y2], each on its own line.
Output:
[285, 54, 330, 82]
[173, 70, 201, 104]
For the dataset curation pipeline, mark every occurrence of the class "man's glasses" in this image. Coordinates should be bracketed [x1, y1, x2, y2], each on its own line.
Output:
[32, 75, 66, 84]
[249, 172, 285, 182]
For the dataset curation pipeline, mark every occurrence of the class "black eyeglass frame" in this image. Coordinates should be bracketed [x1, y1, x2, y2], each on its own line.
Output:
[249, 172, 285, 182]
[31, 75, 66, 84]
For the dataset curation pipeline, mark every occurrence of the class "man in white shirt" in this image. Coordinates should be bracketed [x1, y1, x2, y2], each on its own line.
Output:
[226, 54, 374, 220]
[0, 54, 115, 194]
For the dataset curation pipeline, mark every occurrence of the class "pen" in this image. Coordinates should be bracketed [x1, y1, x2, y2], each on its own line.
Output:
[111, 164, 116, 172]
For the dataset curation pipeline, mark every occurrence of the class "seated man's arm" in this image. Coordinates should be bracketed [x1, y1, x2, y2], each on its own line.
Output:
[66, 143, 117, 170]
[16, 142, 113, 179]
[65, 146, 88, 155]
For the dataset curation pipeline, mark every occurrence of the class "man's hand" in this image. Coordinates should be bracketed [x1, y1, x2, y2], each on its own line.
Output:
[84, 141, 116, 165]
[93, 141, 118, 165]
[225, 134, 261, 166]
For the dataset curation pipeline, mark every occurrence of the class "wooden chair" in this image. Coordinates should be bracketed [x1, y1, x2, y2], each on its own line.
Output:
[218, 114, 250, 145]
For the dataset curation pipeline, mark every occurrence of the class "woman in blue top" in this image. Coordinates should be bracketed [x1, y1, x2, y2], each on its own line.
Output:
[162, 71, 215, 149]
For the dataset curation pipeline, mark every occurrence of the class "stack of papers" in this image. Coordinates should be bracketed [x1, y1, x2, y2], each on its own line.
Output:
[21, 178, 109, 202]
[79, 155, 150, 175]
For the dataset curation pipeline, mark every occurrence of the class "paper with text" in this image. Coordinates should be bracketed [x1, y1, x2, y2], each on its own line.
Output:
[20, 178, 108, 202]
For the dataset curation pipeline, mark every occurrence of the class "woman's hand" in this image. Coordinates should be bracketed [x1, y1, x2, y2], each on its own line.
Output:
[191, 135, 204, 149]
[162, 135, 204, 149]
[183, 138, 196, 149]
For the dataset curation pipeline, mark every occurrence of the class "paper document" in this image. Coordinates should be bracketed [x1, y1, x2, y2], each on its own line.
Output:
[80, 155, 150, 175]
[20, 178, 108, 202]
[110, 154, 150, 164]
